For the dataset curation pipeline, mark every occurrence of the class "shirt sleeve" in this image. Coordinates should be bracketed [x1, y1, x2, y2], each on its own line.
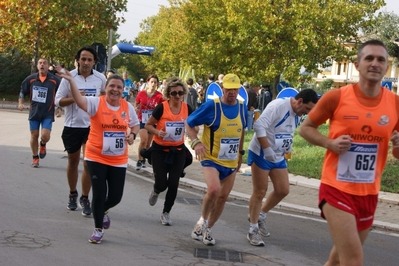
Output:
[55, 78, 71, 106]
[128, 102, 140, 127]
[307, 89, 340, 126]
[86, 97, 100, 116]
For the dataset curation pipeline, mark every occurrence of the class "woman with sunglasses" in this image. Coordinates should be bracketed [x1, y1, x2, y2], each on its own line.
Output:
[134, 74, 164, 170]
[144, 77, 195, 225]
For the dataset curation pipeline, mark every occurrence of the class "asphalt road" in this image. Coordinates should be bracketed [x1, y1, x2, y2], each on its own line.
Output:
[1, 109, 399, 266]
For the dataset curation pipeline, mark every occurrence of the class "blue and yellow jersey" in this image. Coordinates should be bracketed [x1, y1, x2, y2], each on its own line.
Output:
[187, 98, 246, 168]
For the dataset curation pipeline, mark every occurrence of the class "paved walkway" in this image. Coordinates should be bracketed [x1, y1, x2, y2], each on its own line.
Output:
[1, 102, 398, 232]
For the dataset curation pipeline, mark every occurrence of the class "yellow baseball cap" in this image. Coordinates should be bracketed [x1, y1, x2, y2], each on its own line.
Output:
[222, 74, 241, 89]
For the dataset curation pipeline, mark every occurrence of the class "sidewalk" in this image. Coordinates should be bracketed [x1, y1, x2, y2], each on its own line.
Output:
[2, 102, 398, 232]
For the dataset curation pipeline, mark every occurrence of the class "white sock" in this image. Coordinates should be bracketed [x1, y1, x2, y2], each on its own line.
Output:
[249, 223, 259, 233]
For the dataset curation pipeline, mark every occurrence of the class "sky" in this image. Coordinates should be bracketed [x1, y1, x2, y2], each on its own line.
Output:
[117, 0, 399, 42]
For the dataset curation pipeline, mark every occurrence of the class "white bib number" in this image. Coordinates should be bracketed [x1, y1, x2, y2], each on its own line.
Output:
[274, 133, 293, 154]
[32, 86, 48, 103]
[164, 122, 184, 142]
[102, 132, 126, 156]
[336, 142, 377, 183]
[141, 110, 153, 123]
[218, 138, 239, 160]
[82, 88, 97, 97]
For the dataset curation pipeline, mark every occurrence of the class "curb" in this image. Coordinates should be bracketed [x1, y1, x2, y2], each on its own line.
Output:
[127, 158, 399, 233]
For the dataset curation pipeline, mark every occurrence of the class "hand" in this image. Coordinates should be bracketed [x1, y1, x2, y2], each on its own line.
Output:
[390, 130, 399, 148]
[263, 147, 278, 162]
[328, 135, 352, 155]
[194, 142, 209, 161]
[126, 133, 135, 145]
[18, 103, 24, 111]
[157, 129, 166, 138]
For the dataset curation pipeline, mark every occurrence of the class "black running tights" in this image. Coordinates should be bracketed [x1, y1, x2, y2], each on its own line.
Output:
[86, 160, 126, 228]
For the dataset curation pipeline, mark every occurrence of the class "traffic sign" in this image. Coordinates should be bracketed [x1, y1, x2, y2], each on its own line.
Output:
[205, 83, 222, 101]
[276, 87, 299, 99]
[382, 81, 392, 91]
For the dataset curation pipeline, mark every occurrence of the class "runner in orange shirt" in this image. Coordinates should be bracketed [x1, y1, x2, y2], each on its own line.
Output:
[57, 67, 140, 244]
[299, 39, 399, 266]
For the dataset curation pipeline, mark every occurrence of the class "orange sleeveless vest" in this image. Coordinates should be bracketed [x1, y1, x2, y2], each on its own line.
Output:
[322, 85, 397, 195]
[85, 97, 130, 166]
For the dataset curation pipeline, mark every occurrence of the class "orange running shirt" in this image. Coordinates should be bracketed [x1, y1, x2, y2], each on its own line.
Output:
[153, 101, 189, 147]
[307, 84, 399, 195]
[85, 96, 130, 166]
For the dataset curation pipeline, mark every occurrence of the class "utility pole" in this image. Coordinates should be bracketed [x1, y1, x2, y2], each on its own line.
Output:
[106, 29, 113, 72]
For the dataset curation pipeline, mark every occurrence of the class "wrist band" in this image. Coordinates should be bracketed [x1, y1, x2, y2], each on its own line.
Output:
[190, 138, 201, 149]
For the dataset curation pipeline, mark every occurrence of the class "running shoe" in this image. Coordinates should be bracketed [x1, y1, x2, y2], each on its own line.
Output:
[148, 190, 159, 206]
[31, 157, 39, 168]
[248, 214, 270, 237]
[103, 213, 111, 229]
[160, 212, 172, 226]
[80, 196, 92, 216]
[39, 143, 46, 159]
[67, 193, 78, 211]
[202, 227, 216, 246]
[191, 221, 205, 241]
[258, 218, 271, 237]
[136, 160, 142, 170]
[88, 228, 104, 244]
[247, 228, 265, 246]
[141, 159, 146, 168]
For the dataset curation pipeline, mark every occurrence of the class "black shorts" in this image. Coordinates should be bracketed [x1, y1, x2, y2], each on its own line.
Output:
[61, 127, 90, 154]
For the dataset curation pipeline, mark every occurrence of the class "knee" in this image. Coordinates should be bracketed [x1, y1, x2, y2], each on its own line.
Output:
[206, 186, 221, 199]
[274, 186, 289, 199]
[41, 134, 50, 143]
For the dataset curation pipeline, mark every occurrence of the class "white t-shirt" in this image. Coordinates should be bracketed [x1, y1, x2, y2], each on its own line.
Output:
[249, 98, 299, 162]
[55, 69, 106, 128]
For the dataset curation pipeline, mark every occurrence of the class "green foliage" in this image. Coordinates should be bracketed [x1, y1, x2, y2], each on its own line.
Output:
[0, 51, 31, 95]
[318, 79, 335, 94]
[136, 0, 384, 85]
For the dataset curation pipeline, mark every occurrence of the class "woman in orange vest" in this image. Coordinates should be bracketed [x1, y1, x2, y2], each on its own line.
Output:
[144, 77, 195, 226]
[56, 67, 140, 244]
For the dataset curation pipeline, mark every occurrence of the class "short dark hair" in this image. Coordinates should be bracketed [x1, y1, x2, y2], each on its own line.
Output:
[357, 39, 387, 62]
[208, 74, 215, 81]
[295, 89, 319, 104]
[75, 46, 99, 62]
[146, 74, 159, 83]
[186, 78, 194, 86]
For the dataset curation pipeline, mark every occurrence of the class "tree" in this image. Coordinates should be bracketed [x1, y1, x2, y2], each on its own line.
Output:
[134, 0, 385, 95]
[0, 0, 128, 69]
[360, 11, 399, 59]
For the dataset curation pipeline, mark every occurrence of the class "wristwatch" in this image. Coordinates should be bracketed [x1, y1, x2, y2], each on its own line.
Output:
[130, 132, 137, 140]
[239, 150, 245, 155]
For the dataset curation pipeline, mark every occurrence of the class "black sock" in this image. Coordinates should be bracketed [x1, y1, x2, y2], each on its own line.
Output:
[81, 195, 88, 199]
[70, 190, 78, 195]
[40, 141, 46, 146]
[33, 155, 39, 159]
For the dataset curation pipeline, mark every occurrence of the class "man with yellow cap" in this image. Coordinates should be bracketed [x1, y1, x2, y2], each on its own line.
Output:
[186, 73, 247, 246]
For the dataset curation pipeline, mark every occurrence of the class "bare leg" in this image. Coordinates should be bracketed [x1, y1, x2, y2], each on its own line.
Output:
[260, 168, 289, 213]
[249, 163, 269, 223]
[322, 203, 370, 266]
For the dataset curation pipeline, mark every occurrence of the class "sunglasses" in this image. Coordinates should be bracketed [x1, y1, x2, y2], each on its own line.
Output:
[170, 91, 184, 96]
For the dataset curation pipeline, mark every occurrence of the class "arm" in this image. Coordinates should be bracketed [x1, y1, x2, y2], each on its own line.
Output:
[55, 66, 88, 112]
[298, 117, 352, 155]
[18, 77, 29, 110]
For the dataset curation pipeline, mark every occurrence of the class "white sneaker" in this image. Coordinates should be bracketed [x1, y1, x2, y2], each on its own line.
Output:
[191, 221, 205, 241]
[247, 228, 265, 246]
[160, 212, 172, 226]
[202, 227, 215, 246]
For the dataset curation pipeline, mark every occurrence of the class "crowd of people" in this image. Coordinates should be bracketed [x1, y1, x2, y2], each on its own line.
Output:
[17, 39, 399, 265]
